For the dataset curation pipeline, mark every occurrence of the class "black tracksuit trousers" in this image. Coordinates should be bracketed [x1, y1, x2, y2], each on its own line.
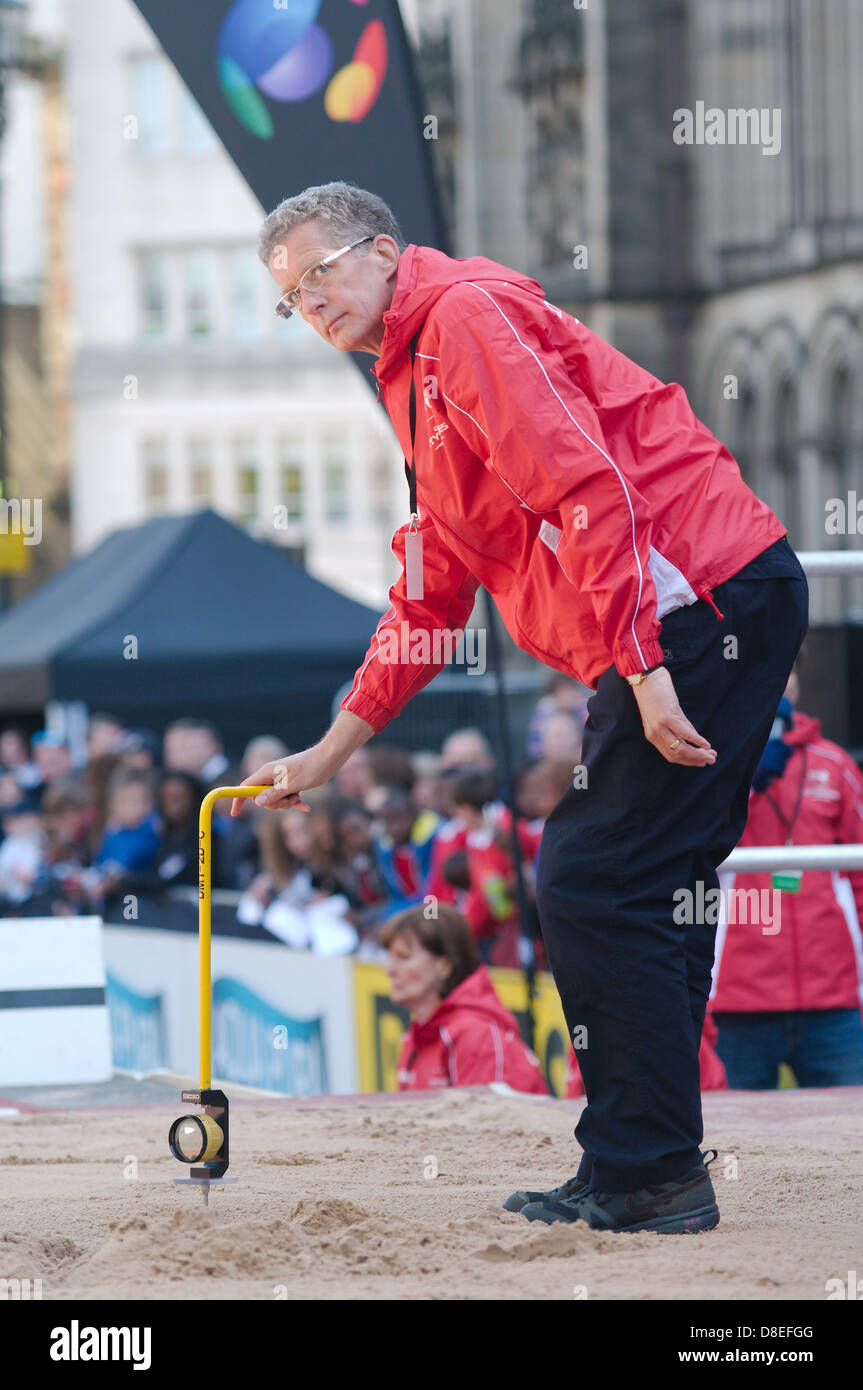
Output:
[535, 537, 809, 1191]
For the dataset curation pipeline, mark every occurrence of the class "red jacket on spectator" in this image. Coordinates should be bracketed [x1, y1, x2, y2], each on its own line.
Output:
[711, 712, 863, 1013]
[487, 802, 545, 862]
[460, 823, 519, 941]
[564, 1007, 728, 1095]
[426, 816, 470, 906]
[443, 806, 548, 969]
[473, 807, 546, 970]
[427, 804, 545, 914]
[396, 965, 550, 1094]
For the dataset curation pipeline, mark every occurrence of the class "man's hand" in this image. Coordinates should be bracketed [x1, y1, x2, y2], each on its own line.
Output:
[631, 666, 717, 766]
[231, 745, 337, 817]
[232, 709, 375, 817]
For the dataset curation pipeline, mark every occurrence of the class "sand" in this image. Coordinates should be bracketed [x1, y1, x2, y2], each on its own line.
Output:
[0, 1081, 860, 1301]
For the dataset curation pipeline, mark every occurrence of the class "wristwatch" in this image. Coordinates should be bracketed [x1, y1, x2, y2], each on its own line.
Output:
[625, 663, 664, 687]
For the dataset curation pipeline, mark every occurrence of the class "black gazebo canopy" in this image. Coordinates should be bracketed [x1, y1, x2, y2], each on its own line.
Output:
[0, 509, 384, 754]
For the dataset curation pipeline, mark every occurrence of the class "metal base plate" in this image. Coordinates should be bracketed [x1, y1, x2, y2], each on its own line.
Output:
[173, 1175, 238, 1206]
[173, 1176, 238, 1187]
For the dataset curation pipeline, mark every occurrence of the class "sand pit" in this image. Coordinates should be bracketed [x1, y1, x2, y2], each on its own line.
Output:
[1, 1082, 860, 1301]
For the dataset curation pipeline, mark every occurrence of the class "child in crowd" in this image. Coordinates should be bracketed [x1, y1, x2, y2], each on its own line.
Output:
[371, 786, 440, 915]
[0, 796, 46, 909]
[89, 770, 160, 906]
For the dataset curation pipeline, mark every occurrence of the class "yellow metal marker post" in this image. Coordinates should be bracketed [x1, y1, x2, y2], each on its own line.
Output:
[197, 786, 266, 1088]
[169, 785, 267, 1203]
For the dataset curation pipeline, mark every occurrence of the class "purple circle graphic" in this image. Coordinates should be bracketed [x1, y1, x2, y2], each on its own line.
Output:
[256, 23, 334, 103]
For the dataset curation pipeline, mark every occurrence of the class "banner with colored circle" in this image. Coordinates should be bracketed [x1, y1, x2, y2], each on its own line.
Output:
[132, 0, 450, 397]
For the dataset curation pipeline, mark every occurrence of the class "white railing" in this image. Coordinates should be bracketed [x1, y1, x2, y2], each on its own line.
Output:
[795, 550, 863, 575]
[722, 547, 862, 872]
[721, 845, 863, 872]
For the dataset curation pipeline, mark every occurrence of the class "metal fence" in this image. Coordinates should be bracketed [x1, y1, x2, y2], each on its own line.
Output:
[723, 550, 863, 873]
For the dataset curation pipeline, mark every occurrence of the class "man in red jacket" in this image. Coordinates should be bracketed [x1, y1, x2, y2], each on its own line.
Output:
[241, 181, 808, 1234]
[711, 691, 863, 1086]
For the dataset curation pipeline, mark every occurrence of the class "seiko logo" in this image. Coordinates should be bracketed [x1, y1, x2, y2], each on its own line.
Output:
[428, 420, 449, 451]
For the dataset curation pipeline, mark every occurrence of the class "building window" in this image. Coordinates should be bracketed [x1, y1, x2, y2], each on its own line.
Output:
[733, 383, 759, 492]
[142, 437, 170, 512]
[130, 55, 170, 157]
[180, 87, 216, 155]
[279, 464, 304, 525]
[139, 253, 168, 340]
[237, 469, 258, 524]
[183, 249, 217, 339]
[188, 437, 213, 505]
[233, 436, 259, 524]
[822, 364, 854, 530]
[228, 248, 261, 342]
[368, 439, 392, 524]
[773, 378, 801, 546]
[323, 441, 349, 524]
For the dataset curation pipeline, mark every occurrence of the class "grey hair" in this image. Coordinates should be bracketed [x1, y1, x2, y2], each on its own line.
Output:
[257, 180, 407, 266]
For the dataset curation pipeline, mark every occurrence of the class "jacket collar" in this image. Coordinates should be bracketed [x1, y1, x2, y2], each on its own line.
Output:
[371, 243, 545, 385]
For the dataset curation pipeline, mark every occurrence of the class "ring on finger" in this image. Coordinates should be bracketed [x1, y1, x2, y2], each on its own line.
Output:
[669, 737, 682, 751]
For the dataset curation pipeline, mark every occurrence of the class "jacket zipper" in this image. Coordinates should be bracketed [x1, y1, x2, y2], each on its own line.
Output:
[379, 360, 609, 676]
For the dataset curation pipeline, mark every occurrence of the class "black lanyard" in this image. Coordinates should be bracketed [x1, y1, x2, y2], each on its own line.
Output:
[379, 329, 425, 601]
[403, 330, 422, 526]
[764, 748, 807, 845]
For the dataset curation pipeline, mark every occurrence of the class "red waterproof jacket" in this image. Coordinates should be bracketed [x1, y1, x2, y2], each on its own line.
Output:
[425, 816, 470, 907]
[341, 245, 786, 730]
[425, 805, 543, 927]
[461, 810, 547, 969]
[396, 965, 550, 1094]
[711, 712, 863, 1013]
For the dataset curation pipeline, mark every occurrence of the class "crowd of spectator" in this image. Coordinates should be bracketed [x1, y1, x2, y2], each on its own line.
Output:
[0, 673, 586, 972]
[3, 664, 862, 1092]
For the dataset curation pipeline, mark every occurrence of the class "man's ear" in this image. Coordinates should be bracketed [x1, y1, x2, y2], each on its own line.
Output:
[372, 234, 402, 279]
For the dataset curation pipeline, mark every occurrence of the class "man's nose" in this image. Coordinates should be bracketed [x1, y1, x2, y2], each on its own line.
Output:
[301, 287, 329, 319]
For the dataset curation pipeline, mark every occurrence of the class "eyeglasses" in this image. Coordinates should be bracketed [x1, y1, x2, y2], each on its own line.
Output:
[274, 235, 374, 320]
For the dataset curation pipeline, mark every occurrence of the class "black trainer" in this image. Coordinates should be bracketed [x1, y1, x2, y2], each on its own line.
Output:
[521, 1149, 720, 1233]
[503, 1173, 592, 1214]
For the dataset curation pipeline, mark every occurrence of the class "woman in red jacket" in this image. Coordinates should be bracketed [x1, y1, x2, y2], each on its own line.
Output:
[380, 904, 549, 1095]
[711, 698, 863, 1087]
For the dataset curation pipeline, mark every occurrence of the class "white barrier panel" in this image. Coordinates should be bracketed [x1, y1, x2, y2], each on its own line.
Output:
[0, 917, 112, 1086]
[101, 925, 358, 1096]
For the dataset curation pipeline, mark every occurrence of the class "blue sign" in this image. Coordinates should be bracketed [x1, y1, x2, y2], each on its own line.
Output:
[105, 972, 166, 1073]
[212, 976, 328, 1095]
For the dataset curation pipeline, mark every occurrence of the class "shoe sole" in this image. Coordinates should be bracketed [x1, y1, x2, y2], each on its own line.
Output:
[522, 1201, 719, 1233]
[507, 1153, 717, 1215]
[623, 1203, 720, 1234]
